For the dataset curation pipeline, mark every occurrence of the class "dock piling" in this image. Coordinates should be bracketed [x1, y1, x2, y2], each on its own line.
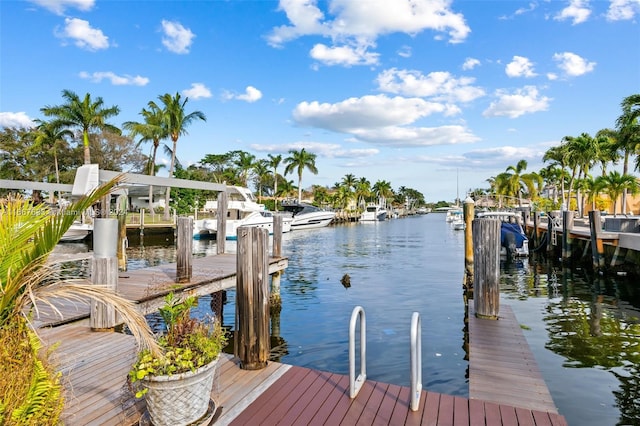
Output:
[463, 197, 475, 295]
[90, 218, 119, 330]
[176, 216, 193, 283]
[216, 191, 228, 254]
[472, 218, 500, 319]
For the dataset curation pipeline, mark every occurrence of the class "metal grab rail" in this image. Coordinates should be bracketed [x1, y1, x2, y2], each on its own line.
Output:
[349, 306, 367, 398]
[410, 312, 422, 411]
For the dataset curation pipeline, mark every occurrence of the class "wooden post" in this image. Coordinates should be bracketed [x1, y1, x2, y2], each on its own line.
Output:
[270, 214, 283, 312]
[235, 227, 270, 370]
[589, 210, 606, 273]
[176, 216, 193, 283]
[216, 191, 228, 255]
[463, 197, 475, 294]
[90, 218, 119, 330]
[116, 194, 128, 271]
[472, 218, 501, 320]
[140, 208, 145, 236]
[272, 214, 283, 258]
[532, 212, 539, 250]
[562, 210, 574, 263]
[547, 213, 555, 257]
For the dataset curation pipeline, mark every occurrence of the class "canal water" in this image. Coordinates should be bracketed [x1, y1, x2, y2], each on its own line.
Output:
[58, 212, 640, 426]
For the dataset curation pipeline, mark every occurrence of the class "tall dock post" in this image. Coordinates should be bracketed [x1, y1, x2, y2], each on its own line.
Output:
[270, 215, 283, 313]
[463, 196, 475, 296]
[547, 213, 555, 257]
[532, 211, 539, 249]
[235, 227, 270, 370]
[473, 218, 501, 319]
[176, 216, 193, 283]
[90, 218, 119, 331]
[116, 194, 128, 271]
[562, 210, 574, 263]
[216, 190, 228, 254]
[589, 210, 606, 273]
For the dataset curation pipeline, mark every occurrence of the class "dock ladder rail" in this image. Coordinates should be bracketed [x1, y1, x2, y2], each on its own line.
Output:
[349, 306, 366, 398]
[410, 311, 422, 411]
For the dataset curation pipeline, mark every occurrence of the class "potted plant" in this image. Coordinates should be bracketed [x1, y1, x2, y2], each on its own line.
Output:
[129, 292, 227, 426]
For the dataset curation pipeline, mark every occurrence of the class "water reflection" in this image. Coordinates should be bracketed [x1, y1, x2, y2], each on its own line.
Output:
[500, 258, 640, 425]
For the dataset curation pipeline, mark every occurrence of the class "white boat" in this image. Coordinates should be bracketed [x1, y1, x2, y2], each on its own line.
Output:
[452, 219, 466, 230]
[201, 186, 293, 240]
[60, 222, 93, 242]
[280, 200, 336, 230]
[446, 207, 463, 223]
[360, 203, 388, 222]
[475, 211, 529, 257]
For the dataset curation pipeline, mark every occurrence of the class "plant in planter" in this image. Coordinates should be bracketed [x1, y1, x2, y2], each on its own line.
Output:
[129, 292, 227, 426]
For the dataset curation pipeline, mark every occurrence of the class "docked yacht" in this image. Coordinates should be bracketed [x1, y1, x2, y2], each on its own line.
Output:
[476, 211, 529, 257]
[60, 221, 93, 242]
[201, 186, 292, 240]
[360, 203, 388, 222]
[280, 200, 335, 230]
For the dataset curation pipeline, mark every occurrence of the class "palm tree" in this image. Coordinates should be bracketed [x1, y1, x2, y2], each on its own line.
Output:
[252, 159, 271, 200]
[616, 94, 640, 213]
[543, 143, 570, 209]
[150, 93, 206, 220]
[354, 177, 372, 208]
[505, 160, 528, 206]
[123, 103, 168, 218]
[235, 152, 256, 187]
[41, 90, 121, 165]
[372, 180, 393, 205]
[283, 148, 318, 202]
[594, 128, 620, 177]
[0, 177, 158, 423]
[596, 171, 639, 216]
[32, 119, 73, 188]
[267, 154, 282, 210]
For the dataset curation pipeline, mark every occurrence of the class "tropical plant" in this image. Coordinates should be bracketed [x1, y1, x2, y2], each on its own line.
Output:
[597, 171, 639, 216]
[32, 119, 73, 188]
[0, 177, 158, 425]
[150, 92, 206, 220]
[41, 90, 121, 165]
[283, 148, 318, 202]
[128, 292, 227, 397]
[267, 154, 283, 209]
[616, 94, 640, 213]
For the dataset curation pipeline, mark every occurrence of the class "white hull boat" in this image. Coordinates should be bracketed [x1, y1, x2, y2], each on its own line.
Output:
[281, 201, 335, 230]
[60, 222, 92, 242]
[360, 204, 388, 222]
[203, 211, 292, 240]
[476, 211, 529, 257]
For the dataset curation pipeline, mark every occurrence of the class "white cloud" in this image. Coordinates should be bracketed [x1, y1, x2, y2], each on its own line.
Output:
[0, 112, 35, 129]
[29, 0, 94, 15]
[310, 43, 379, 66]
[161, 20, 195, 54]
[505, 56, 537, 78]
[607, 0, 640, 20]
[223, 86, 263, 103]
[182, 83, 212, 99]
[397, 45, 412, 58]
[462, 58, 480, 70]
[376, 68, 485, 103]
[352, 124, 480, 147]
[553, 52, 596, 76]
[79, 71, 149, 86]
[56, 18, 109, 51]
[293, 94, 447, 132]
[554, 0, 591, 25]
[251, 141, 379, 159]
[267, 0, 471, 67]
[483, 86, 551, 118]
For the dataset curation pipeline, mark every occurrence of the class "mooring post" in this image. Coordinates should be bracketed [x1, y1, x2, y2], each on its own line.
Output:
[235, 227, 270, 370]
[547, 213, 555, 257]
[216, 190, 228, 255]
[532, 212, 539, 249]
[270, 215, 283, 312]
[90, 218, 119, 331]
[562, 210, 574, 263]
[176, 216, 193, 283]
[589, 210, 606, 273]
[472, 218, 501, 319]
[463, 196, 475, 295]
[116, 194, 128, 271]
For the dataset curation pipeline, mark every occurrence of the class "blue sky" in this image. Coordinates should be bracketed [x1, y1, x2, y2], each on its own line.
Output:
[1, 0, 639, 202]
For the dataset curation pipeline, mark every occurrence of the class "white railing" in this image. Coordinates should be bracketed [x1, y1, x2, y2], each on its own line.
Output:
[410, 312, 422, 411]
[349, 306, 367, 398]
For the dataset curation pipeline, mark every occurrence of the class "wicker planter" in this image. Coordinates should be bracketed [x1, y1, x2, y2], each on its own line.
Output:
[142, 357, 218, 426]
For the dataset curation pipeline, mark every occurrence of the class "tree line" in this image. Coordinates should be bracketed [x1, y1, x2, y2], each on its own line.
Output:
[0, 89, 426, 215]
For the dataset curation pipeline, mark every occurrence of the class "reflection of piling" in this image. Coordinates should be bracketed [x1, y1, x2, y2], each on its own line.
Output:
[90, 218, 119, 331]
[235, 227, 270, 370]
[463, 197, 475, 297]
[473, 218, 500, 319]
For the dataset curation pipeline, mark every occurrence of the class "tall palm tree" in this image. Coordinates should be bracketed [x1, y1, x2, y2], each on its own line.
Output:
[32, 119, 73, 188]
[372, 180, 394, 205]
[123, 103, 168, 218]
[616, 94, 640, 214]
[150, 93, 206, 220]
[505, 160, 529, 206]
[235, 152, 256, 187]
[41, 90, 121, 165]
[283, 148, 318, 202]
[596, 171, 639, 216]
[543, 143, 570, 209]
[594, 128, 620, 177]
[354, 177, 372, 207]
[267, 154, 282, 210]
[252, 159, 271, 200]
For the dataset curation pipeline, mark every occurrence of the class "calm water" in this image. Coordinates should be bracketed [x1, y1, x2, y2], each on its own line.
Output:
[56, 213, 640, 426]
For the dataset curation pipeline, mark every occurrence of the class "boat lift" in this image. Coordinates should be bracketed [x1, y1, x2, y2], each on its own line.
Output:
[348, 306, 423, 411]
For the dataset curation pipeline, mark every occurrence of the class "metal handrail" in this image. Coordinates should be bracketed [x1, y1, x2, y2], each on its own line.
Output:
[410, 312, 422, 411]
[349, 306, 367, 398]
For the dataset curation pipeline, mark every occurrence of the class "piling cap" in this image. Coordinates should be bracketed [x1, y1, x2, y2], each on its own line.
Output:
[464, 196, 475, 204]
